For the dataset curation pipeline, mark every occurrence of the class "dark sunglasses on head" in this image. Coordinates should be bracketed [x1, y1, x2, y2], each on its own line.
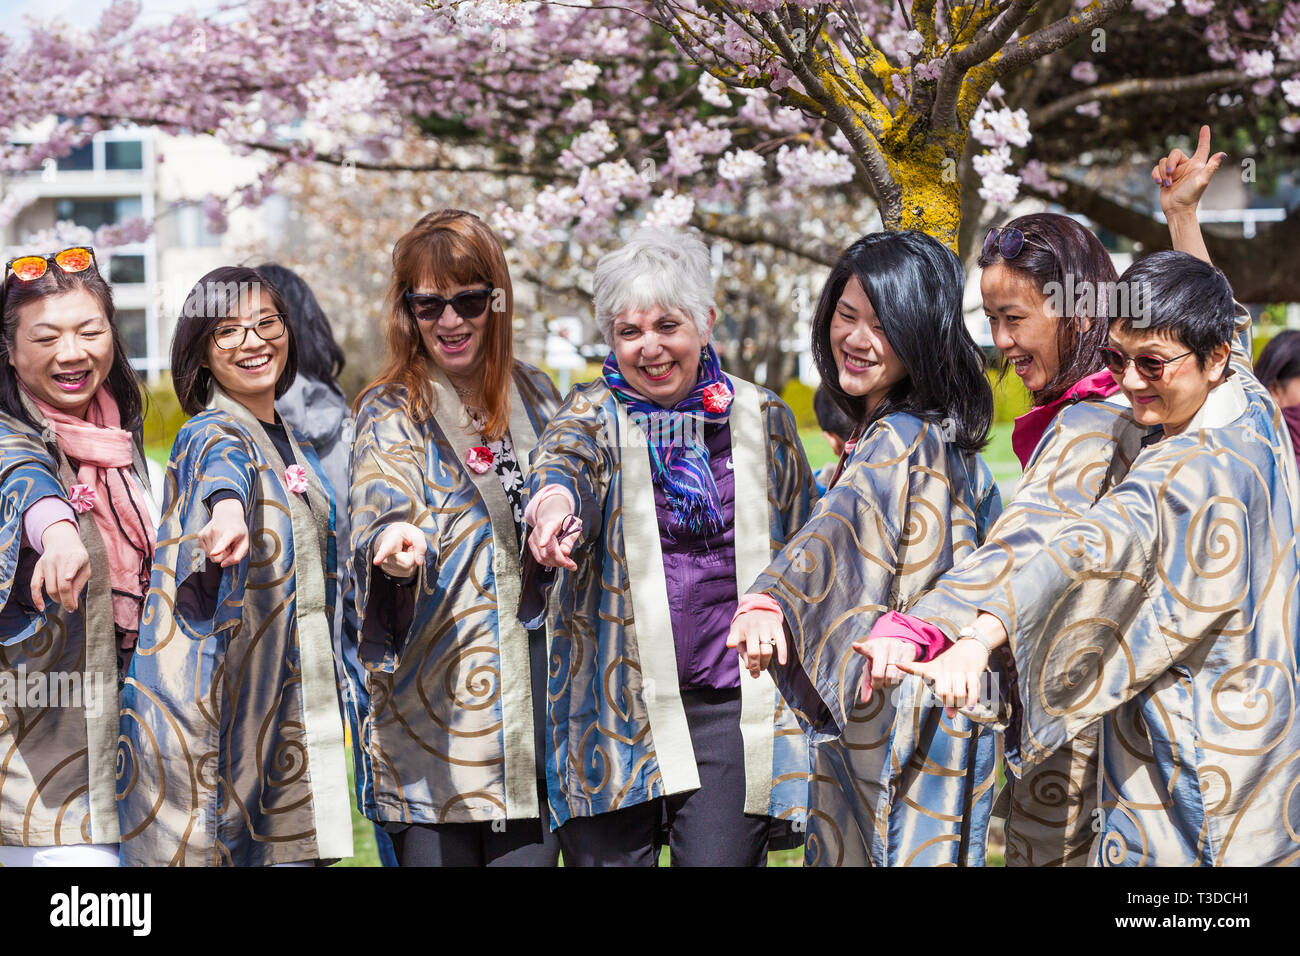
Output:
[1100, 345, 1194, 382]
[404, 288, 493, 322]
[982, 227, 1025, 261]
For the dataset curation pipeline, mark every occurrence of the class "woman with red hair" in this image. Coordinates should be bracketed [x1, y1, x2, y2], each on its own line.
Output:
[344, 209, 562, 866]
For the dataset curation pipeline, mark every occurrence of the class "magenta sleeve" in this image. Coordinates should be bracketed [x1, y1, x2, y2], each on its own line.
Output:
[868, 610, 953, 662]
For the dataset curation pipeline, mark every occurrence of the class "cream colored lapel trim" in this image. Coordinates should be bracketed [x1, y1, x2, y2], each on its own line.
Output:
[1183, 375, 1247, 433]
[428, 368, 540, 820]
[20, 393, 121, 844]
[210, 388, 353, 859]
[616, 400, 701, 797]
[728, 379, 779, 816]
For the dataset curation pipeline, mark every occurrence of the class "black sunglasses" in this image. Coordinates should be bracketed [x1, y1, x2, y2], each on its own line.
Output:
[982, 227, 1025, 261]
[404, 288, 493, 322]
[1099, 345, 1194, 382]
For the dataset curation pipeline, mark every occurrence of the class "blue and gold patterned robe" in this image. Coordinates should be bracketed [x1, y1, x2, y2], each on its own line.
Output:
[118, 388, 352, 866]
[1, 403, 142, 848]
[524, 377, 814, 829]
[748, 413, 1002, 866]
[909, 394, 1146, 865]
[990, 369, 1300, 866]
[344, 362, 561, 826]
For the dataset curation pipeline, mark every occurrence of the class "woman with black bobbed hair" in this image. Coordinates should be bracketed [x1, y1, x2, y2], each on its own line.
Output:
[118, 266, 352, 866]
[727, 230, 1003, 867]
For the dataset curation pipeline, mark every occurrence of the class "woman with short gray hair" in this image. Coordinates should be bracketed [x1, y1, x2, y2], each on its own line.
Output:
[519, 228, 814, 866]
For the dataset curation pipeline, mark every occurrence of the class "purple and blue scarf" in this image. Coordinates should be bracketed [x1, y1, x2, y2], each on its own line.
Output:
[602, 344, 734, 533]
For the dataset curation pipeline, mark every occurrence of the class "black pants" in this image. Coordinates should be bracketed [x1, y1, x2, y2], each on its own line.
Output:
[384, 783, 560, 867]
[557, 687, 770, 867]
[385, 627, 559, 867]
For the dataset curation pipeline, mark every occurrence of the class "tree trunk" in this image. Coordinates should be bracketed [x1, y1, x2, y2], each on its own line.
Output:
[875, 132, 965, 251]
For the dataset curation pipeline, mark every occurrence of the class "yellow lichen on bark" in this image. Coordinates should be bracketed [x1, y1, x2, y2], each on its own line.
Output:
[948, 0, 1001, 47]
[883, 134, 963, 249]
[912, 0, 939, 47]
[812, 48, 891, 132]
[956, 58, 1001, 125]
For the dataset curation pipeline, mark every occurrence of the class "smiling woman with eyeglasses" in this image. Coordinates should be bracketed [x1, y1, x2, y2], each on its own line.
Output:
[0, 245, 154, 867]
[117, 265, 353, 867]
[343, 209, 562, 867]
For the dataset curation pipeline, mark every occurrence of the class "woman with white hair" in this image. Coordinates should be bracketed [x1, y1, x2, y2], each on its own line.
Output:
[520, 228, 815, 866]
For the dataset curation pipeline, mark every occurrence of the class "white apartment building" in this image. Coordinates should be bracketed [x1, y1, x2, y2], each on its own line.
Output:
[2, 123, 293, 382]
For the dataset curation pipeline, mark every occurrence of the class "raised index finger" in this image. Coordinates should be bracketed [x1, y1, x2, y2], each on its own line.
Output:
[1192, 124, 1212, 164]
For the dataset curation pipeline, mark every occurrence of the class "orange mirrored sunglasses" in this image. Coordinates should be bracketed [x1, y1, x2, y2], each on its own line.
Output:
[4, 246, 98, 285]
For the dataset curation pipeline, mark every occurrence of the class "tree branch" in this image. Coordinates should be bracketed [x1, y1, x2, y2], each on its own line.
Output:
[1031, 62, 1298, 126]
[691, 209, 839, 267]
[994, 0, 1128, 77]
[932, 0, 1035, 128]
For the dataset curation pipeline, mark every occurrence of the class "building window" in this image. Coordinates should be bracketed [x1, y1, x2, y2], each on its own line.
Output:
[104, 140, 144, 171]
[117, 308, 147, 362]
[172, 202, 223, 248]
[56, 143, 94, 171]
[54, 197, 144, 231]
[108, 254, 146, 285]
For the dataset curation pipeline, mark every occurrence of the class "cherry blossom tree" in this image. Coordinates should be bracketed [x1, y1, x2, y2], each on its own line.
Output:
[0, 0, 1297, 301]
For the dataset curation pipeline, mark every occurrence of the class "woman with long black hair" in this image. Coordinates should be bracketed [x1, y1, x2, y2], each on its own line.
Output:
[727, 229, 1001, 867]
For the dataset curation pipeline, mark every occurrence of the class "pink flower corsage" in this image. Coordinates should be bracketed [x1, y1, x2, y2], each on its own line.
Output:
[68, 484, 96, 514]
[466, 446, 494, 474]
[701, 382, 733, 414]
[284, 465, 310, 495]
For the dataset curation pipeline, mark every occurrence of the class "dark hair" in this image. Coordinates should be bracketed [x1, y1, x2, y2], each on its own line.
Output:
[0, 261, 144, 438]
[171, 266, 298, 415]
[811, 230, 992, 453]
[1257, 330, 1300, 392]
[1111, 251, 1235, 369]
[813, 385, 855, 442]
[979, 212, 1116, 406]
[254, 263, 345, 387]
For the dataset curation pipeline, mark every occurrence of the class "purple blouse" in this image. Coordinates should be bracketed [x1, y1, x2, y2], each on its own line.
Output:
[654, 421, 740, 690]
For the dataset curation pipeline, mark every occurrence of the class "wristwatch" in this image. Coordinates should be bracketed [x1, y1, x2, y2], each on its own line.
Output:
[955, 625, 999, 655]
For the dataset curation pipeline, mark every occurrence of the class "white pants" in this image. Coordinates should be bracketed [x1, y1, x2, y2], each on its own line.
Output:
[0, 843, 119, 867]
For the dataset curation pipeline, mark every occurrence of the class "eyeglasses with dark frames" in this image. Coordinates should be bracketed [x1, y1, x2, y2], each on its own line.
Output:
[211, 313, 288, 350]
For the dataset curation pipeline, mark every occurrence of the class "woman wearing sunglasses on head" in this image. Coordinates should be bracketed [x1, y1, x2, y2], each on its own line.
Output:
[0, 247, 153, 867]
[522, 228, 815, 867]
[117, 266, 353, 866]
[900, 249, 1300, 866]
[344, 210, 562, 867]
[724, 230, 1002, 867]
